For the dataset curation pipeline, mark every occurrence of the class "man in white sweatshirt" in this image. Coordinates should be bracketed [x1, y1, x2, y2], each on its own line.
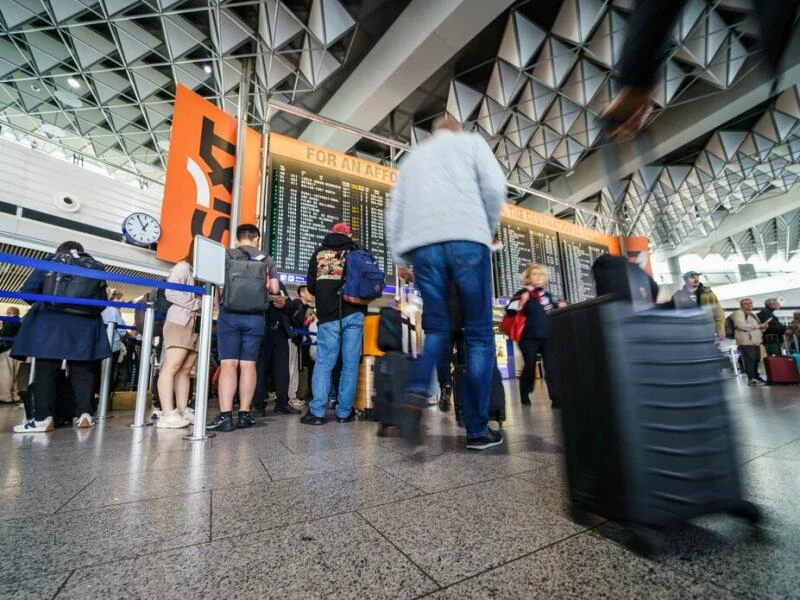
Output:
[386, 115, 507, 450]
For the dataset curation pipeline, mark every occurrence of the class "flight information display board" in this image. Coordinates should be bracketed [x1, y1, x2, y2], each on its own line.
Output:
[267, 134, 396, 285]
[558, 234, 609, 303]
[495, 218, 565, 301]
[495, 204, 615, 304]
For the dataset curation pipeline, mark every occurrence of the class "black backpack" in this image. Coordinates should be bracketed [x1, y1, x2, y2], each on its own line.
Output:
[155, 288, 171, 317]
[41, 250, 107, 315]
[222, 248, 271, 313]
[725, 314, 736, 339]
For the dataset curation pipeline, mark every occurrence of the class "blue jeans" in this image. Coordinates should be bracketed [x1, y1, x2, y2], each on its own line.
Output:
[309, 312, 364, 418]
[406, 241, 494, 438]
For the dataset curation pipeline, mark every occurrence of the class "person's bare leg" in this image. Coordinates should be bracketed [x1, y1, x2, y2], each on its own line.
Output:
[237, 360, 257, 411]
[218, 359, 239, 411]
[156, 347, 190, 412]
[174, 351, 198, 412]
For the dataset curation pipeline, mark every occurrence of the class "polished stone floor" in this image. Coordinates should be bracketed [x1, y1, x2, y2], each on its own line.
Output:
[0, 376, 799, 599]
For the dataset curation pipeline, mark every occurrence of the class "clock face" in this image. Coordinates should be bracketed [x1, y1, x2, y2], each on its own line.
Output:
[123, 213, 161, 246]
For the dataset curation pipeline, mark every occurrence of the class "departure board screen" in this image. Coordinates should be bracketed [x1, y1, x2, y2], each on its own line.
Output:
[268, 156, 395, 284]
[558, 234, 609, 303]
[495, 218, 565, 301]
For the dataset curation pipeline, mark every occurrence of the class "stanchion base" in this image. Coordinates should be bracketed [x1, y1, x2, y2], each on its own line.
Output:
[129, 422, 153, 428]
[184, 432, 216, 441]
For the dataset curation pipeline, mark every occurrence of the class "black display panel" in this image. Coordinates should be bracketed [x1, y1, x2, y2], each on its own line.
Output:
[268, 156, 395, 284]
[558, 233, 609, 303]
[495, 218, 565, 301]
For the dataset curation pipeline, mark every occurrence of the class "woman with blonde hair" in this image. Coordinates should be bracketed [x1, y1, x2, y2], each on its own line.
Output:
[156, 242, 201, 428]
[504, 264, 564, 408]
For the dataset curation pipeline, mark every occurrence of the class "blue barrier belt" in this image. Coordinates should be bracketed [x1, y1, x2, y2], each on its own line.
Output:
[0, 251, 204, 294]
[0, 316, 20, 322]
[0, 290, 145, 310]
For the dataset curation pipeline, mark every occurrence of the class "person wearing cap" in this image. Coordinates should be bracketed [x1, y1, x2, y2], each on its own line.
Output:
[301, 222, 366, 425]
[671, 271, 725, 337]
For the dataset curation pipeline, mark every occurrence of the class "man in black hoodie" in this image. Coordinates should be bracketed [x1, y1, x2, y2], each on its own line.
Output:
[300, 223, 367, 425]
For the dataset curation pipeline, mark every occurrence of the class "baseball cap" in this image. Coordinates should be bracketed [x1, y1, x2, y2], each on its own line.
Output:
[682, 271, 701, 279]
[332, 222, 352, 235]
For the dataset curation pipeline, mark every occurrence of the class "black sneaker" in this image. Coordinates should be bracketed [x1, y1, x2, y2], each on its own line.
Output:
[438, 386, 452, 412]
[274, 404, 301, 415]
[336, 410, 356, 423]
[237, 412, 257, 429]
[465, 428, 503, 451]
[207, 413, 235, 432]
[300, 411, 325, 426]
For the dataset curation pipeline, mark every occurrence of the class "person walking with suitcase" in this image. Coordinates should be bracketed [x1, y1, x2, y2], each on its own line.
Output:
[505, 264, 564, 408]
[386, 114, 507, 450]
[732, 298, 768, 386]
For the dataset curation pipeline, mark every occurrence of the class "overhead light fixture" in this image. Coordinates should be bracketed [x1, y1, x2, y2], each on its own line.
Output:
[30, 83, 41, 92]
[203, 64, 212, 74]
[67, 77, 81, 89]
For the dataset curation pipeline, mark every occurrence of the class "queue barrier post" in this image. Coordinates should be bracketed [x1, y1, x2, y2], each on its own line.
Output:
[24, 357, 36, 421]
[97, 321, 116, 421]
[131, 304, 155, 428]
[185, 282, 216, 441]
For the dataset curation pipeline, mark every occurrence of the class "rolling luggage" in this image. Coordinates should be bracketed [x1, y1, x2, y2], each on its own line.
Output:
[764, 355, 800, 385]
[373, 307, 417, 432]
[550, 297, 760, 555]
[453, 337, 506, 426]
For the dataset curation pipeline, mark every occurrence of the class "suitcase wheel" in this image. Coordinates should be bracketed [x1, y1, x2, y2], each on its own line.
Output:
[629, 526, 663, 557]
[569, 503, 590, 526]
[729, 501, 762, 526]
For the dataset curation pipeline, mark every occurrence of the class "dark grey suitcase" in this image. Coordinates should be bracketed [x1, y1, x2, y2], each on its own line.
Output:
[550, 296, 760, 554]
[373, 351, 412, 431]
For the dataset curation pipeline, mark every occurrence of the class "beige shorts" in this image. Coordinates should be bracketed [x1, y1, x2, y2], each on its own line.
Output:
[163, 318, 198, 351]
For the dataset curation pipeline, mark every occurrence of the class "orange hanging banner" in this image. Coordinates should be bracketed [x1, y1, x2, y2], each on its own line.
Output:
[157, 84, 262, 263]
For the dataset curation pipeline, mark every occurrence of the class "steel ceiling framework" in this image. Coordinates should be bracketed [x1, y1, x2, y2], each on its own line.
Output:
[0, 0, 794, 261]
[0, 0, 368, 188]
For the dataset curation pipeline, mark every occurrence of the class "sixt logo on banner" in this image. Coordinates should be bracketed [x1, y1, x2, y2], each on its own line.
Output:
[157, 85, 262, 263]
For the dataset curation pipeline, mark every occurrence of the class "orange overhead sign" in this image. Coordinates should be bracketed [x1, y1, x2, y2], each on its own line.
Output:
[500, 203, 620, 253]
[157, 84, 262, 263]
[269, 132, 398, 186]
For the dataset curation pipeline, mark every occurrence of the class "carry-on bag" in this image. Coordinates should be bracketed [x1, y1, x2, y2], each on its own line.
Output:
[453, 360, 506, 426]
[764, 354, 800, 385]
[373, 306, 417, 431]
[550, 297, 760, 555]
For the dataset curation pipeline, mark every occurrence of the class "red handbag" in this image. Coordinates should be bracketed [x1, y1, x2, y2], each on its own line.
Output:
[499, 312, 526, 342]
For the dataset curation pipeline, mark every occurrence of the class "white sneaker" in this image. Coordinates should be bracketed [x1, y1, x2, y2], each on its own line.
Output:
[13, 417, 54, 433]
[156, 409, 191, 429]
[181, 407, 195, 424]
[74, 413, 94, 428]
[748, 379, 766, 387]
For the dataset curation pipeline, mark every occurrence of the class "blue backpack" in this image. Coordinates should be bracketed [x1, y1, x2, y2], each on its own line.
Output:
[341, 249, 385, 305]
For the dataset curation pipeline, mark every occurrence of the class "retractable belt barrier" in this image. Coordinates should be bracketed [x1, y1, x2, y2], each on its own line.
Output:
[0, 251, 204, 294]
[0, 251, 211, 436]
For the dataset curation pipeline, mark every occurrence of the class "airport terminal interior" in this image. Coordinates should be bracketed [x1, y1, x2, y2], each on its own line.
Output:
[1, 0, 800, 598]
